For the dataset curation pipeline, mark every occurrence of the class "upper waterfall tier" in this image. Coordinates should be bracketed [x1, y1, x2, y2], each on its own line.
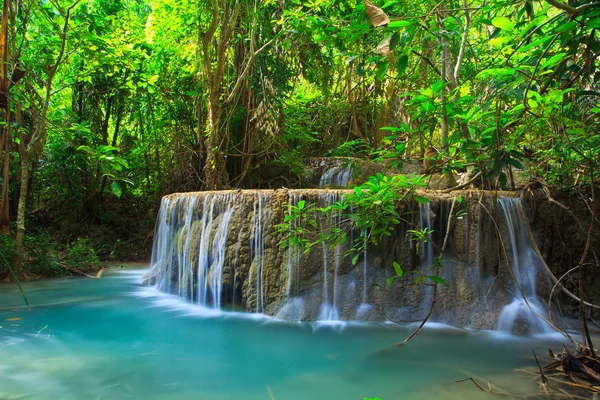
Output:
[147, 189, 558, 333]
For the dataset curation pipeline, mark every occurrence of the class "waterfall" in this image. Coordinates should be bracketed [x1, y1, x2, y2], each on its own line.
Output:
[275, 193, 305, 321]
[319, 165, 353, 187]
[317, 192, 343, 322]
[285, 193, 302, 301]
[362, 243, 368, 303]
[355, 232, 373, 319]
[496, 198, 553, 333]
[147, 189, 567, 332]
[251, 193, 270, 313]
[473, 203, 489, 309]
[197, 196, 215, 305]
[210, 198, 234, 309]
[150, 194, 235, 309]
[419, 203, 434, 267]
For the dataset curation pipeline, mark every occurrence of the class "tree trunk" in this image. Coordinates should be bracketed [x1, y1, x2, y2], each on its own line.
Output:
[438, 8, 457, 188]
[11, 156, 30, 274]
[0, 0, 11, 234]
[203, 95, 228, 189]
[0, 115, 10, 234]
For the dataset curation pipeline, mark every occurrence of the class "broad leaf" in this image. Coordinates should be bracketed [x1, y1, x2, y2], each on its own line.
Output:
[111, 181, 123, 198]
[491, 17, 514, 32]
[427, 275, 446, 285]
[392, 261, 403, 277]
[396, 54, 408, 75]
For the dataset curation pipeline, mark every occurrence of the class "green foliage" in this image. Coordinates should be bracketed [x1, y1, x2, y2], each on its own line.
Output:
[77, 145, 133, 198]
[282, 83, 351, 156]
[24, 232, 62, 276]
[276, 173, 428, 264]
[0, 235, 15, 268]
[343, 174, 427, 252]
[268, 148, 308, 179]
[275, 199, 318, 251]
[0, 232, 63, 276]
[64, 238, 101, 271]
[325, 139, 372, 157]
[3, 0, 599, 267]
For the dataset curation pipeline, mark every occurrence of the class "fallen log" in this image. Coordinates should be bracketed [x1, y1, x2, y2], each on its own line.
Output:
[59, 263, 98, 279]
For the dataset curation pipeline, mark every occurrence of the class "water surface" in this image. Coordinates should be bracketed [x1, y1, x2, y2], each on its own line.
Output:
[0, 268, 566, 399]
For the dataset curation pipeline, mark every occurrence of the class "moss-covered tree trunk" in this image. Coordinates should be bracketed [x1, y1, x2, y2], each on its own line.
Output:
[203, 94, 228, 189]
[10, 1, 75, 273]
[11, 156, 29, 273]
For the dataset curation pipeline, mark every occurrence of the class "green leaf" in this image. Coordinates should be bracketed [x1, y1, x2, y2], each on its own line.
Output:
[541, 52, 566, 69]
[111, 181, 123, 198]
[488, 36, 512, 47]
[392, 261, 403, 277]
[386, 276, 395, 286]
[555, 20, 578, 33]
[298, 200, 305, 210]
[376, 60, 390, 80]
[388, 20, 413, 29]
[381, 1, 398, 10]
[427, 275, 446, 285]
[414, 195, 429, 204]
[491, 17, 514, 32]
[389, 32, 400, 51]
[352, 253, 360, 266]
[396, 54, 408, 75]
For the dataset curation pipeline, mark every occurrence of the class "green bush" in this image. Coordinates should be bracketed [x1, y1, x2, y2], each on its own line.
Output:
[325, 139, 372, 157]
[0, 231, 65, 276]
[64, 238, 100, 271]
[24, 232, 61, 276]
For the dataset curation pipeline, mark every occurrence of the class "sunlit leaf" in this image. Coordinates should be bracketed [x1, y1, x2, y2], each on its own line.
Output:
[491, 17, 514, 32]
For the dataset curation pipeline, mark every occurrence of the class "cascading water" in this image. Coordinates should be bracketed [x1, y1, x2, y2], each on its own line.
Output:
[148, 189, 564, 333]
[417, 203, 436, 317]
[275, 193, 305, 321]
[150, 194, 235, 308]
[250, 192, 272, 313]
[496, 198, 553, 333]
[355, 231, 373, 319]
[317, 192, 344, 322]
[319, 164, 353, 187]
[472, 203, 489, 309]
[419, 203, 434, 267]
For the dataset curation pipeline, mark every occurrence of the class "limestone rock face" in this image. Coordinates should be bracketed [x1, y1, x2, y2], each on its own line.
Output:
[148, 188, 578, 333]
